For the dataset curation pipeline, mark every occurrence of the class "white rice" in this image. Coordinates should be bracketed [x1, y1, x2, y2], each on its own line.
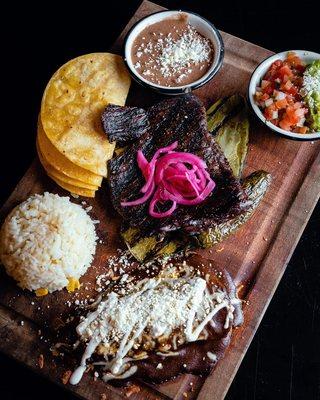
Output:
[0, 192, 97, 293]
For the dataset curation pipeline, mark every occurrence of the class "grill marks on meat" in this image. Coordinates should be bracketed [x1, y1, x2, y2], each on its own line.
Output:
[101, 104, 149, 146]
[108, 94, 248, 234]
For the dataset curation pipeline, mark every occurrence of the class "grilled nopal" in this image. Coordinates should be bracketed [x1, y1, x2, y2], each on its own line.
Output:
[70, 258, 243, 384]
[108, 94, 249, 235]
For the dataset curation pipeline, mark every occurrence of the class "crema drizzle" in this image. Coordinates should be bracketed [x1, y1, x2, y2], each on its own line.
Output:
[70, 274, 239, 384]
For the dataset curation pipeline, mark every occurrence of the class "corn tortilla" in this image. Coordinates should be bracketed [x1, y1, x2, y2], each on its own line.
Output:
[37, 142, 98, 191]
[41, 53, 131, 176]
[37, 122, 102, 187]
[47, 173, 96, 198]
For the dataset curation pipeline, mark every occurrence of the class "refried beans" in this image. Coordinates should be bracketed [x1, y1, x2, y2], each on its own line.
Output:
[131, 14, 214, 87]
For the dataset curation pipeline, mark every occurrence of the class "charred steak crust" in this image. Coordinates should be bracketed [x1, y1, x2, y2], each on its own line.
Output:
[101, 104, 149, 146]
[108, 94, 249, 234]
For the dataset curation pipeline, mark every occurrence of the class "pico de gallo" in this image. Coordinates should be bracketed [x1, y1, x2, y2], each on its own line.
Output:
[255, 52, 309, 134]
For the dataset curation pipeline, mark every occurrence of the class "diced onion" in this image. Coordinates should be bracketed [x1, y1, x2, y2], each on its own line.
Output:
[275, 91, 286, 100]
[297, 117, 306, 127]
[265, 99, 274, 107]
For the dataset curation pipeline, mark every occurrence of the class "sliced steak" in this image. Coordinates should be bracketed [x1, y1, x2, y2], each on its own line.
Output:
[101, 104, 149, 146]
[108, 94, 248, 234]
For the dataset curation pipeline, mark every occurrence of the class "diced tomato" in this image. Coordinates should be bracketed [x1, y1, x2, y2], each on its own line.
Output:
[277, 65, 293, 80]
[260, 93, 270, 101]
[255, 52, 309, 134]
[287, 85, 299, 96]
[280, 80, 299, 96]
[287, 52, 305, 67]
[264, 103, 277, 120]
[263, 82, 275, 95]
[275, 98, 288, 109]
[295, 126, 308, 134]
[294, 107, 307, 118]
[279, 119, 292, 131]
[295, 64, 306, 73]
[283, 80, 293, 90]
[286, 106, 300, 124]
[271, 60, 283, 69]
[261, 80, 270, 89]
[286, 95, 295, 106]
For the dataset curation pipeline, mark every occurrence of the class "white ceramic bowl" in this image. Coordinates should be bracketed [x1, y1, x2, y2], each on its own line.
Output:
[248, 50, 320, 141]
[124, 10, 224, 95]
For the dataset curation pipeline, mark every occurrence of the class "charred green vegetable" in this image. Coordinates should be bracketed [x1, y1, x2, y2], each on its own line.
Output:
[196, 171, 271, 248]
[207, 94, 245, 133]
[207, 94, 249, 178]
[215, 109, 249, 178]
[121, 226, 186, 262]
[121, 172, 271, 260]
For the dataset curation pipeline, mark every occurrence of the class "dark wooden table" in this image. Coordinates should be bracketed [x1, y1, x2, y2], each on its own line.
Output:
[1, 1, 319, 399]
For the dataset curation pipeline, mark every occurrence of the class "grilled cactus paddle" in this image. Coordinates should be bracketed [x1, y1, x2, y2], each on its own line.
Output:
[196, 170, 271, 248]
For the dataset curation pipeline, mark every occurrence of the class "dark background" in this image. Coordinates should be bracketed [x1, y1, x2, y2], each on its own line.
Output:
[1, 1, 319, 399]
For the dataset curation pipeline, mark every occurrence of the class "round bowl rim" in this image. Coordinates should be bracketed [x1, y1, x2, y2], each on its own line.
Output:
[248, 49, 320, 141]
[123, 9, 224, 94]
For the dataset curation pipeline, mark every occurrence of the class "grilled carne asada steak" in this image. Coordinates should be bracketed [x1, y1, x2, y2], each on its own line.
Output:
[101, 104, 149, 146]
[108, 94, 249, 234]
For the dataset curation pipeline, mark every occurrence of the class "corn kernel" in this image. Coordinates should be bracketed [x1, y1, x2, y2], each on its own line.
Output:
[67, 277, 80, 293]
[35, 288, 48, 297]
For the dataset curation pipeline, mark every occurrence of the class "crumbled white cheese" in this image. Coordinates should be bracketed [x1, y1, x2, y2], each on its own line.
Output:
[158, 25, 212, 78]
[301, 67, 320, 105]
[70, 270, 238, 385]
[302, 72, 320, 95]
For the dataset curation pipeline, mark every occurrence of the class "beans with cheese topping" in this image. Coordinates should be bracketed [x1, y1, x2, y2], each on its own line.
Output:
[131, 14, 214, 87]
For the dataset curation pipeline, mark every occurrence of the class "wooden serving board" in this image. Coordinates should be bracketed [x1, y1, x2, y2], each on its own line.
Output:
[1, 1, 320, 399]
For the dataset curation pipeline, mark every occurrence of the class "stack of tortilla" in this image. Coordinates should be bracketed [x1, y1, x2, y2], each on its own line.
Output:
[37, 53, 131, 197]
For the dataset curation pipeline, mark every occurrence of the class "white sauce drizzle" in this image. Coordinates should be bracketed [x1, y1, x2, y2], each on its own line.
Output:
[69, 337, 99, 385]
[103, 366, 138, 383]
[172, 334, 178, 350]
[70, 273, 239, 385]
[207, 351, 217, 362]
[156, 351, 180, 357]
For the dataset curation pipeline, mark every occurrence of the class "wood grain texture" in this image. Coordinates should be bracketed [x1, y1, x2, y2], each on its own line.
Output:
[0, 1, 319, 399]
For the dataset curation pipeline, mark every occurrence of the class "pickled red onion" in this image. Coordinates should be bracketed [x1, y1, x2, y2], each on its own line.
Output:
[121, 142, 216, 218]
